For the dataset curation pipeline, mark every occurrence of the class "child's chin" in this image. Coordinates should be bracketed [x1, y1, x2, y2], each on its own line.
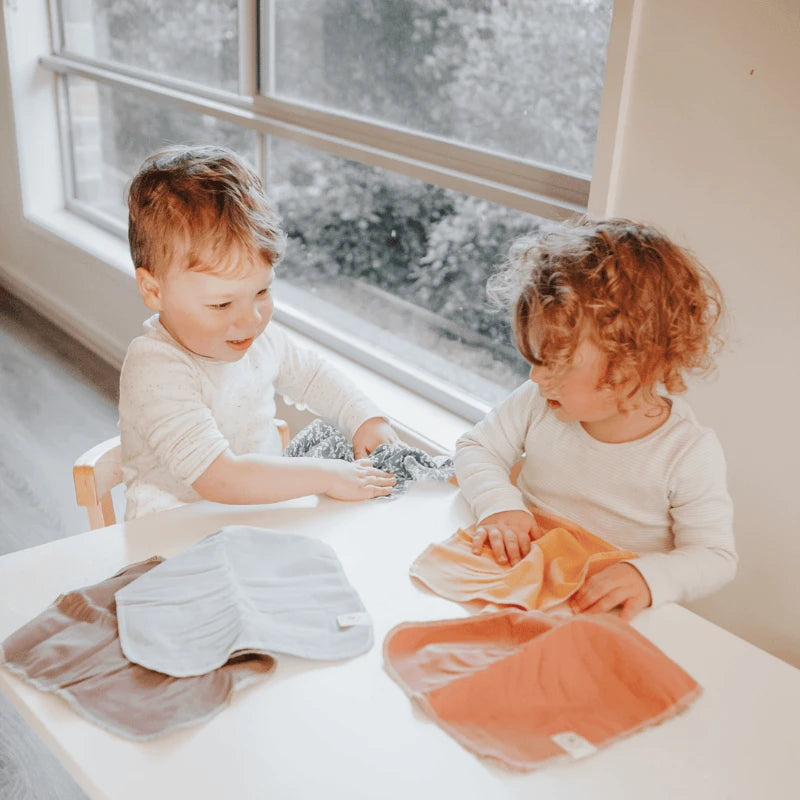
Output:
[551, 405, 575, 422]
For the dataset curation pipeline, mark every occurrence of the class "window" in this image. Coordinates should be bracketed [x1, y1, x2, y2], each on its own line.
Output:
[44, 0, 615, 418]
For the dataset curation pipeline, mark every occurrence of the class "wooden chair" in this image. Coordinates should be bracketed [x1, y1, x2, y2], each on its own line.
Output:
[73, 421, 291, 530]
[73, 436, 124, 530]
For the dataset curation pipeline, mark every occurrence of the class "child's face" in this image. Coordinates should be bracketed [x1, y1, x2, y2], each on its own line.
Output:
[529, 339, 624, 431]
[136, 250, 274, 362]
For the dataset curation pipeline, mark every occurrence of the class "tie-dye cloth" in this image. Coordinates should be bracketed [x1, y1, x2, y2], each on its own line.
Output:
[285, 418, 455, 498]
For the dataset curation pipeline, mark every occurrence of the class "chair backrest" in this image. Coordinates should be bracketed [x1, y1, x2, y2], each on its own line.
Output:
[73, 421, 292, 530]
[73, 436, 123, 530]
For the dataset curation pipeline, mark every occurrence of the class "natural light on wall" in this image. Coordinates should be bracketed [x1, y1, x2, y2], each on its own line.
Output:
[48, 0, 614, 418]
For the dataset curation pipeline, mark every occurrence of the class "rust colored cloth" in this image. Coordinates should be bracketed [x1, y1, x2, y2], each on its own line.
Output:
[0, 559, 274, 741]
[410, 508, 637, 611]
[384, 610, 701, 771]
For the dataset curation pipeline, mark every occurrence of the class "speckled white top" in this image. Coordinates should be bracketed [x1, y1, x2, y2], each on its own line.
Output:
[119, 315, 383, 520]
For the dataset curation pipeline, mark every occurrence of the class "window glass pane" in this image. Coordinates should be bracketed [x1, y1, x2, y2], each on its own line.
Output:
[268, 138, 537, 405]
[60, 0, 239, 92]
[274, 0, 613, 175]
[66, 76, 257, 221]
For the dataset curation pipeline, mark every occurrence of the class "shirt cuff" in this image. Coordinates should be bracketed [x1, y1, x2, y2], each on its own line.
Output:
[471, 490, 531, 525]
[624, 553, 677, 609]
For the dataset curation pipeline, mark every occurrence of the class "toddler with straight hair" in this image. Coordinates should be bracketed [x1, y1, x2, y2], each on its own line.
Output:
[455, 217, 737, 619]
[120, 144, 398, 520]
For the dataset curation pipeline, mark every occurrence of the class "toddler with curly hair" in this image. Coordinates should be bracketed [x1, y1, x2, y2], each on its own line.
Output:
[454, 217, 736, 619]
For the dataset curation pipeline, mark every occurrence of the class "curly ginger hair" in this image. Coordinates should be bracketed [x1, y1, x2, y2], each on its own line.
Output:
[489, 217, 725, 403]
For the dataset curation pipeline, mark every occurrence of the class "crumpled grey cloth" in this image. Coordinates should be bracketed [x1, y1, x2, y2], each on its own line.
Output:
[285, 419, 455, 498]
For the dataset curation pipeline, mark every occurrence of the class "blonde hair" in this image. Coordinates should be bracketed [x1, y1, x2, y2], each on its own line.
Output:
[127, 145, 286, 277]
[489, 217, 724, 402]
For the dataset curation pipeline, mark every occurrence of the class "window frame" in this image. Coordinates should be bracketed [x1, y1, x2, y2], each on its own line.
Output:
[38, 0, 627, 422]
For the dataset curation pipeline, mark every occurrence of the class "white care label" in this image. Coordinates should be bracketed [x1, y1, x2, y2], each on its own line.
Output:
[336, 611, 372, 628]
[551, 731, 598, 759]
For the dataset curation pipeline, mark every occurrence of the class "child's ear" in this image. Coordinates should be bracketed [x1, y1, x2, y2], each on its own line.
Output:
[135, 267, 162, 311]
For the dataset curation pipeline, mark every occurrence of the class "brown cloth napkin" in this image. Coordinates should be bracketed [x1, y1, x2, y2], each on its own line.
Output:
[0, 558, 274, 740]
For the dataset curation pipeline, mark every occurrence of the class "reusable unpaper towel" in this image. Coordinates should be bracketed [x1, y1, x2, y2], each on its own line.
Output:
[0, 558, 275, 740]
[116, 526, 373, 677]
[384, 610, 700, 770]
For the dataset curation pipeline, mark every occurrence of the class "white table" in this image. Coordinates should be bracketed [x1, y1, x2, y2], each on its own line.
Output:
[1, 483, 798, 799]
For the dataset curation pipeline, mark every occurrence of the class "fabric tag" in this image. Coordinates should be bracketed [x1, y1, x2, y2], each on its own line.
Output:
[551, 731, 598, 759]
[337, 612, 372, 628]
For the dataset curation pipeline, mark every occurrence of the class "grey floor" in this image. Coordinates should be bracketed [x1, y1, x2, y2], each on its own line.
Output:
[0, 286, 120, 799]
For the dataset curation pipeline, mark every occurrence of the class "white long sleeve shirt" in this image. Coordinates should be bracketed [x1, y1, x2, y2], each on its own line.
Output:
[454, 381, 737, 607]
[119, 316, 383, 520]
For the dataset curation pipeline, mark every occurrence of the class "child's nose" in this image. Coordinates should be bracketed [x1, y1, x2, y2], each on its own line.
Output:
[240, 303, 263, 327]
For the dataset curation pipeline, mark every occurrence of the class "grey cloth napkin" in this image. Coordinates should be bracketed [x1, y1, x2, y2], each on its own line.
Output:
[116, 525, 373, 677]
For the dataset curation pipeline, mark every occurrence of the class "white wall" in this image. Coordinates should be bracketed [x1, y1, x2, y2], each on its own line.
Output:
[591, 0, 800, 665]
[0, 2, 147, 365]
[1, 1, 798, 665]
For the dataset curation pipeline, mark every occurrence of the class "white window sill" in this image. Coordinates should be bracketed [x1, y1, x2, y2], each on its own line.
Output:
[23, 209, 474, 454]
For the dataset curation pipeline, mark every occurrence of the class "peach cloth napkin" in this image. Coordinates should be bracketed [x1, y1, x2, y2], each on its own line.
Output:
[384, 609, 701, 771]
[410, 507, 637, 611]
[0, 558, 274, 740]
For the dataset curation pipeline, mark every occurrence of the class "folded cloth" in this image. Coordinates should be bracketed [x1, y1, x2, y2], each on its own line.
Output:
[384, 610, 701, 771]
[285, 418, 455, 497]
[0, 558, 274, 741]
[411, 507, 637, 612]
[116, 526, 373, 677]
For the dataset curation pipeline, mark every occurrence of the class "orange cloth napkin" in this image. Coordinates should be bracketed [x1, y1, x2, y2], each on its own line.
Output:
[384, 610, 700, 771]
[410, 507, 637, 611]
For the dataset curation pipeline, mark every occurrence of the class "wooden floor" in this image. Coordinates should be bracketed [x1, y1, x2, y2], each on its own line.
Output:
[0, 286, 121, 799]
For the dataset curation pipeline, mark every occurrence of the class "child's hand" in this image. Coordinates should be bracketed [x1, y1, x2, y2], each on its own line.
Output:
[323, 458, 396, 501]
[472, 510, 541, 566]
[569, 563, 652, 620]
[353, 417, 399, 458]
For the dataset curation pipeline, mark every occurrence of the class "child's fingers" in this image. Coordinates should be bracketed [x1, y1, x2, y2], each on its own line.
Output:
[367, 483, 395, 497]
[363, 471, 396, 484]
[618, 595, 648, 621]
[471, 527, 489, 554]
[487, 526, 514, 565]
[477, 523, 530, 566]
[571, 563, 650, 616]
[581, 586, 629, 615]
[529, 519, 546, 541]
[501, 528, 522, 565]
[571, 574, 606, 612]
[355, 459, 393, 473]
[355, 460, 396, 481]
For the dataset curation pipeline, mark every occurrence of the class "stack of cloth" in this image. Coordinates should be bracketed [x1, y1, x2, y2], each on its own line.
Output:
[0, 526, 372, 739]
[383, 507, 702, 769]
